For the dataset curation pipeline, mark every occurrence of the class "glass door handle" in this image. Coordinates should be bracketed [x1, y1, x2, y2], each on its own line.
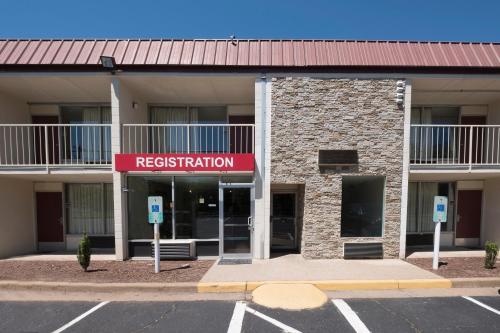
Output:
[247, 216, 253, 230]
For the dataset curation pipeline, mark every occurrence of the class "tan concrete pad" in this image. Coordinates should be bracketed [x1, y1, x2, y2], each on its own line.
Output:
[251, 283, 327, 310]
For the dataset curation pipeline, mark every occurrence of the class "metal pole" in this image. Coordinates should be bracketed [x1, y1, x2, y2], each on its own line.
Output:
[432, 222, 441, 270]
[154, 223, 160, 273]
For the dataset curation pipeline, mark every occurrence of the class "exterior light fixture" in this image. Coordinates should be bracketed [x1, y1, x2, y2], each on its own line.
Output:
[100, 56, 116, 70]
[396, 80, 405, 105]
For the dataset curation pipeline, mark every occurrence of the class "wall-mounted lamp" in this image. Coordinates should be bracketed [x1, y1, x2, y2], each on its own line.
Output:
[100, 56, 117, 73]
[132, 101, 139, 109]
[396, 80, 405, 106]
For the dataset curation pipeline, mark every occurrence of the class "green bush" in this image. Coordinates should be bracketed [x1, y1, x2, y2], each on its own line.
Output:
[77, 233, 91, 272]
[484, 241, 499, 269]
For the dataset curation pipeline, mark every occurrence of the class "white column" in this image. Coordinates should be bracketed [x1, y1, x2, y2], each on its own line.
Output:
[111, 78, 127, 260]
[399, 79, 412, 259]
[253, 76, 272, 259]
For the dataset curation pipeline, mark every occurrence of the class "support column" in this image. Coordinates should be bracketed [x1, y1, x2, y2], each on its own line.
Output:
[111, 78, 128, 260]
[253, 75, 272, 259]
[399, 79, 412, 259]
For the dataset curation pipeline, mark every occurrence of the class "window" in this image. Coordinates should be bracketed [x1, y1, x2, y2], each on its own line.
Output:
[127, 175, 253, 241]
[127, 176, 173, 240]
[410, 107, 460, 163]
[341, 176, 385, 237]
[60, 106, 111, 163]
[149, 106, 228, 153]
[66, 183, 114, 235]
[407, 182, 455, 233]
[175, 176, 219, 239]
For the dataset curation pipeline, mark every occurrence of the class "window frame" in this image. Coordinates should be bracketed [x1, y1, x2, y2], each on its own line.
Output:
[65, 182, 114, 236]
[340, 175, 386, 239]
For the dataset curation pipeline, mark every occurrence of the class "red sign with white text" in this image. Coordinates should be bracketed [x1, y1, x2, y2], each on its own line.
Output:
[115, 153, 255, 172]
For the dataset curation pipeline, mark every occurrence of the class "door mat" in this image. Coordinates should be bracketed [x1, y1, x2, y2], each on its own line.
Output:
[218, 259, 252, 265]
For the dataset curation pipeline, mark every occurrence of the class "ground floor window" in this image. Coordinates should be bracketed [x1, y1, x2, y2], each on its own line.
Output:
[127, 175, 252, 241]
[66, 183, 114, 235]
[407, 182, 455, 233]
[341, 176, 385, 237]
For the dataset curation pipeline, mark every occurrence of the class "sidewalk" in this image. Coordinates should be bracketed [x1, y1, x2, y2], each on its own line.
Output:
[198, 254, 453, 292]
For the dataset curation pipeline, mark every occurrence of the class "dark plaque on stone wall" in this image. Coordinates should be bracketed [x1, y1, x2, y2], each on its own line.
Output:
[318, 150, 358, 167]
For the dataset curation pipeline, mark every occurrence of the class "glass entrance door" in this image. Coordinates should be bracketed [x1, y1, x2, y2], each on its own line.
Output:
[221, 187, 252, 258]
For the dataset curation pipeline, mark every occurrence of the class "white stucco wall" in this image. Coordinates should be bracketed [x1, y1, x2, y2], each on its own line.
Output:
[0, 177, 35, 258]
[111, 79, 148, 260]
[0, 91, 30, 123]
[0, 91, 30, 165]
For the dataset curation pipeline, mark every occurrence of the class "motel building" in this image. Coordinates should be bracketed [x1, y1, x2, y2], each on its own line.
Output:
[0, 39, 500, 262]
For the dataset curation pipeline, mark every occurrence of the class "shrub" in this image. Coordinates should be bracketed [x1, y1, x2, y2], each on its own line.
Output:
[484, 241, 499, 269]
[77, 233, 91, 272]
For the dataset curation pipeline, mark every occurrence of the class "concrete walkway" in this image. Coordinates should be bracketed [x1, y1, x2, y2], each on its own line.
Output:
[201, 254, 442, 283]
[407, 249, 485, 259]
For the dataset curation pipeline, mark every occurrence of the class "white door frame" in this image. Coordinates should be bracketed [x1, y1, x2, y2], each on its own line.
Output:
[219, 182, 255, 259]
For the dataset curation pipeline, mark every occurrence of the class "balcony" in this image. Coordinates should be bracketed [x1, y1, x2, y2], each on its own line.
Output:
[122, 124, 255, 154]
[410, 125, 500, 171]
[0, 124, 112, 170]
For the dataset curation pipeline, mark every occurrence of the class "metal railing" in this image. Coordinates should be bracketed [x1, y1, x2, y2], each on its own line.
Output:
[410, 124, 500, 168]
[0, 124, 112, 167]
[122, 124, 255, 154]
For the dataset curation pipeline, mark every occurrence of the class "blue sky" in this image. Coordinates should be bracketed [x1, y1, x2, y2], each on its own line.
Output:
[0, 0, 499, 41]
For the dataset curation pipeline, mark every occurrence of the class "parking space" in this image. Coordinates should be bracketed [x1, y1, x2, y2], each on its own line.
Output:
[67, 301, 235, 333]
[0, 301, 99, 333]
[348, 297, 500, 333]
[0, 296, 499, 333]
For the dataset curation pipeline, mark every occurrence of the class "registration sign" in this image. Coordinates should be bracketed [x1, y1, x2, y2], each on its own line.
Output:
[148, 196, 163, 224]
[115, 153, 255, 172]
[433, 196, 448, 223]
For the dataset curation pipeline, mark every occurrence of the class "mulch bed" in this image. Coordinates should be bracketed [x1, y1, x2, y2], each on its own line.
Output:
[0, 260, 214, 283]
[407, 257, 500, 278]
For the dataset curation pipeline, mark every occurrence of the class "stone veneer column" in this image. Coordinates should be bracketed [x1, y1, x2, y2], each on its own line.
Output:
[271, 77, 404, 259]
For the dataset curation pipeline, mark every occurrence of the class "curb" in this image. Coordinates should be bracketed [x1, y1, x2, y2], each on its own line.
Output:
[0, 281, 198, 293]
[197, 279, 453, 293]
[451, 277, 500, 288]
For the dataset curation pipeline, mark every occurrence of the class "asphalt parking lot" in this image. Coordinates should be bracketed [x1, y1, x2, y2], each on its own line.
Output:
[1, 296, 500, 333]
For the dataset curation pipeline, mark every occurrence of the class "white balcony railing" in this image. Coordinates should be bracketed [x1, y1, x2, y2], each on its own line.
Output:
[0, 124, 112, 168]
[122, 124, 255, 154]
[410, 125, 500, 169]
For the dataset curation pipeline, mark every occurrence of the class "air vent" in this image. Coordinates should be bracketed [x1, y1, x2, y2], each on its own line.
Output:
[318, 150, 358, 167]
[344, 242, 383, 259]
[151, 240, 195, 259]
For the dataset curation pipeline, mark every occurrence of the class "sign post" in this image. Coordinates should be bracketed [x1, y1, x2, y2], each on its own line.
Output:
[432, 196, 448, 270]
[148, 196, 163, 273]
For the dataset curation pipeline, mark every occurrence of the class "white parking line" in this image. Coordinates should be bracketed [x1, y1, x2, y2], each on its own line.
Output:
[51, 301, 110, 333]
[462, 296, 500, 315]
[227, 301, 246, 333]
[332, 299, 371, 333]
[245, 306, 302, 333]
[227, 301, 302, 333]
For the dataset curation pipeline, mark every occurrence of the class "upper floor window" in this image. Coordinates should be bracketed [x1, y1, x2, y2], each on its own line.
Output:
[411, 107, 459, 125]
[61, 106, 111, 124]
[150, 106, 227, 124]
[59, 106, 111, 163]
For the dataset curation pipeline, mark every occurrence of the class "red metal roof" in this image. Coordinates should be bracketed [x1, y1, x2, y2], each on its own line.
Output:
[0, 39, 499, 69]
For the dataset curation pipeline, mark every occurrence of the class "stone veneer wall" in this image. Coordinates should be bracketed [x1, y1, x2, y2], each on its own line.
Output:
[271, 77, 404, 259]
